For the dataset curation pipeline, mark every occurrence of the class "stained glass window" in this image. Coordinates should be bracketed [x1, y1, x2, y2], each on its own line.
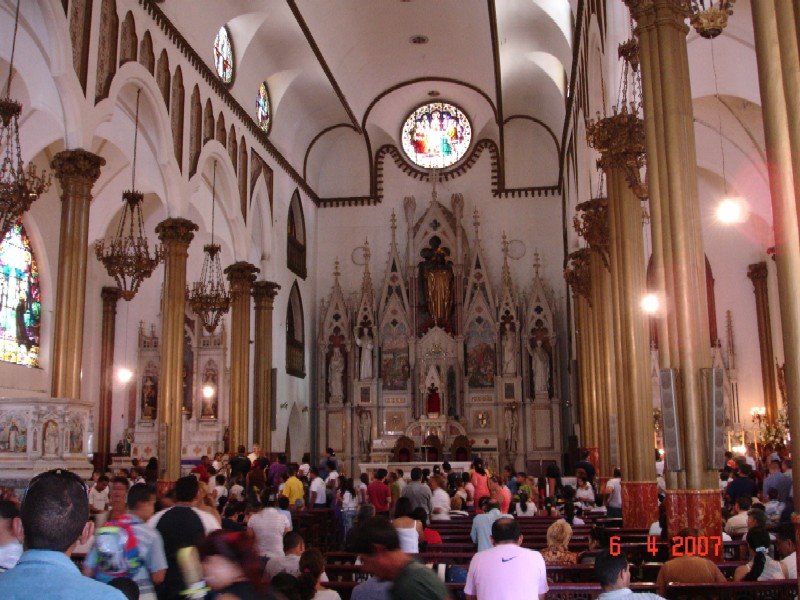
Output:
[0, 220, 41, 367]
[256, 81, 271, 133]
[213, 26, 234, 83]
[401, 102, 472, 169]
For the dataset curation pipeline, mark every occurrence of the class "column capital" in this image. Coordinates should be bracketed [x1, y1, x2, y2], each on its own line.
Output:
[51, 149, 106, 184]
[624, 0, 690, 23]
[564, 248, 592, 303]
[252, 280, 281, 304]
[101, 286, 122, 304]
[747, 261, 769, 283]
[155, 218, 198, 247]
[225, 261, 259, 292]
[574, 199, 610, 268]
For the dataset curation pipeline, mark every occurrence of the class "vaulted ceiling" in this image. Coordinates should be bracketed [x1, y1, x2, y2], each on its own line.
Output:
[160, 0, 573, 199]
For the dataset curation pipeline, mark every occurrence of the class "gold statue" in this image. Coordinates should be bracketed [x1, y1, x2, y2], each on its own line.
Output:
[421, 236, 452, 325]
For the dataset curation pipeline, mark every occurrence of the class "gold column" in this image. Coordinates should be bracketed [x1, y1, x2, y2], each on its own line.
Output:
[155, 218, 197, 480]
[97, 286, 121, 470]
[747, 263, 778, 421]
[50, 149, 106, 399]
[627, 0, 715, 492]
[225, 261, 259, 453]
[252, 280, 280, 455]
[574, 292, 590, 448]
[752, 0, 800, 509]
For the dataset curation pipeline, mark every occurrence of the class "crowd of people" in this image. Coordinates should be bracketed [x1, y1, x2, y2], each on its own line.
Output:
[0, 444, 795, 599]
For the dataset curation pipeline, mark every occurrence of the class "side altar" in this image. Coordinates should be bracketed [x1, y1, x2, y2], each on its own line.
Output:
[317, 186, 562, 475]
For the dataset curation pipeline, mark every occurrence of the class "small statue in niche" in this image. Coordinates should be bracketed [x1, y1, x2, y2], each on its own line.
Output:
[328, 346, 345, 400]
[425, 383, 441, 416]
[504, 403, 519, 454]
[355, 331, 374, 380]
[502, 323, 516, 376]
[358, 409, 372, 457]
[532, 339, 551, 396]
[44, 421, 59, 456]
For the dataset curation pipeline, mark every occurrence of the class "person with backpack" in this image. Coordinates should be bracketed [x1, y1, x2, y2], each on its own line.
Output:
[84, 483, 167, 600]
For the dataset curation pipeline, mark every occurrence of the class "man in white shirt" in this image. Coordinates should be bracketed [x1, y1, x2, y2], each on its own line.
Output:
[465, 518, 548, 600]
[88, 476, 110, 515]
[777, 523, 797, 578]
[248, 503, 290, 560]
[724, 495, 751, 537]
[429, 475, 451, 521]
[604, 468, 623, 519]
[247, 443, 261, 463]
[308, 468, 327, 508]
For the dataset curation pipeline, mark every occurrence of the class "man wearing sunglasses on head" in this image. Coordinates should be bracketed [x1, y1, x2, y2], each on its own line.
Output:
[0, 469, 126, 599]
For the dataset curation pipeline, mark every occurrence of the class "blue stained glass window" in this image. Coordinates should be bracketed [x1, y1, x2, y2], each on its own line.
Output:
[213, 26, 234, 83]
[256, 81, 271, 133]
[401, 102, 472, 169]
[0, 220, 41, 367]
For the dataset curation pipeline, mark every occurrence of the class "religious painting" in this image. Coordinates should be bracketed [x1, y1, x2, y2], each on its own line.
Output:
[505, 383, 515, 399]
[465, 318, 495, 388]
[182, 332, 194, 415]
[43, 420, 59, 456]
[381, 327, 410, 391]
[256, 81, 271, 133]
[360, 386, 371, 404]
[0, 219, 41, 367]
[213, 25, 233, 83]
[68, 417, 84, 454]
[0, 414, 26, 452]
[140, 362, 158, 421]
[400, 101, 472, 169]
[200, 360, 219, 420]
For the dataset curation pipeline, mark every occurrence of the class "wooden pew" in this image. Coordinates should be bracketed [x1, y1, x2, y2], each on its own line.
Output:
[639, 561, 747, 582]
[665, 579, 798, 599]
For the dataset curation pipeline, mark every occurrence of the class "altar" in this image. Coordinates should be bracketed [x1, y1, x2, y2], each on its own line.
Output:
[317, 185, 562, 476]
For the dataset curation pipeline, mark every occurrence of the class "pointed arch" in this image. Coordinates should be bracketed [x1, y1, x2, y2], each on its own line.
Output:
[156, 49, 170, 107]
[287, 190, 306, 279]
[203, 98, 215, 144]
[286, 282, 306, 378]
[95, 0, 118, 103]
[228, 125, 238, 174]
[69, 0, 93, 94]
[215, 112, 226, 145]
[238, 137, 248, 222]
[189, 85, 202, 177]
[170, 66, 184, 170]
[139, 30, 154, 74]
[119, 11, 137, 66]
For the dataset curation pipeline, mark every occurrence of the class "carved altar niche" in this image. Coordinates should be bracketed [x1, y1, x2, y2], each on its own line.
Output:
[417, 326, 459, 418]
[523, 255, 558, 401]
[318, 263, 352, 407]
[463, 229, 498, 393]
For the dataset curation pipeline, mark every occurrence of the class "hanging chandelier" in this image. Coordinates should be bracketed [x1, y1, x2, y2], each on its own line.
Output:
[0, 0, 52, 241]
[95, 89, 163, 300]
[689, 0, 736, 39]
[188, 160, 230, 333]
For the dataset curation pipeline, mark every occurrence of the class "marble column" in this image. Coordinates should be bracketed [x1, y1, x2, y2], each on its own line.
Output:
[50, 149, 106, 399]
[155, 218, 197, 480]
[252, 280, 280, 455]
[225, 262, 259, 453]
[626, 0, 718, 543]
[96, 286, 121, 470]
[747, 263, 778, 421]
[752, 0, 800, 523]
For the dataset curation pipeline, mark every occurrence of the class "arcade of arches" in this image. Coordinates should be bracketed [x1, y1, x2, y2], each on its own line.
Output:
[1, 0, 800, 536]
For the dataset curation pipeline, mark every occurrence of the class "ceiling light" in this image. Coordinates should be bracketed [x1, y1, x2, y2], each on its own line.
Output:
[640, 293, 660, 315]
[715, 197, 748, 224]
[117, 367, 133, 384]
[409, 35, 428, 45]
[202, 384, 216, 399]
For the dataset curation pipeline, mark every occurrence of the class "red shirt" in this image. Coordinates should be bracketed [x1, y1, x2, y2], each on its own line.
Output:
[423, 528, 443, 545]
[367, 480, 390, 512]
[192, 463, 210, 483]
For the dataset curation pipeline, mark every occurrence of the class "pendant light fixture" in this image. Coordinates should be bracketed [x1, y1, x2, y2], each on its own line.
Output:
[188, 160, 231, 333]
[95, 89, 164, 300]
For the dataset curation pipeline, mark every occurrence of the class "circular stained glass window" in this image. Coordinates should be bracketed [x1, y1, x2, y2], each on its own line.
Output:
[401, 102, 472, 169]
[213, 26, 234, 83]
[256, 82, 271, 133]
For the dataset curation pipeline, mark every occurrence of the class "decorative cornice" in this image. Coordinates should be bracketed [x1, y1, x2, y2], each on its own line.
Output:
[155, 217, 198, 246]
[137, 0, 319, 203]
[224, 261, 259, 292]
[586, 111, 648, 200]
[252, 280, 281, 303]
[747, 261, 768, 283]
[573, 198, 610, 269]
[51, 149, 106, 183]
[564, 248, 592, 303]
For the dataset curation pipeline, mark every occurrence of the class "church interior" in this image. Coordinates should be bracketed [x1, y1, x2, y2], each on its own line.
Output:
[0, 0, 798, 535]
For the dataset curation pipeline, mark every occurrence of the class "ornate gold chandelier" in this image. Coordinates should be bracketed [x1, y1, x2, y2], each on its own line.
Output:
[95, 90, 163, 300]
[689, 0, 736, 39]
[0, 0, 52, 240]
[188, 160, 230, 333]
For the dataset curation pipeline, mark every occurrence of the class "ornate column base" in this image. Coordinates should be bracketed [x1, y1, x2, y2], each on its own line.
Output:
[622, 481, 659, 529]
[665, 489, 724, 560]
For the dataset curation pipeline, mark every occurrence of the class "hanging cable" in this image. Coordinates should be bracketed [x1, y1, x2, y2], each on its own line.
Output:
[710, 41, 728, 194]
[5, 0, 21, 98]
[211, 160, 217, 245]
[132, 89, 141, 190]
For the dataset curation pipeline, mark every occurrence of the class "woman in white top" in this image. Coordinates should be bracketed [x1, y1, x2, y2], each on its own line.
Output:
[734, 528, 787, 582]
[462, 472, 475, 510]
[514, 492, 537, 517]
[338, 478, 358, 541]
[575, 475, 595, 506]
[299, 548, 341, 600]
[392, 497, 422, 553]
[357, 473, 369, 506]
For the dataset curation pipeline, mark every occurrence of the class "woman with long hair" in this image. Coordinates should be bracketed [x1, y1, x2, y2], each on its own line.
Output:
[392, 497, 422, 553]
[471, 460, 490, 513]
[298, 548, 340, 600]
[198, 531, 264, 599]
[514, 492, 537, 517]
[338, 477, 358, 541]
[734, 527, 786, 581]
